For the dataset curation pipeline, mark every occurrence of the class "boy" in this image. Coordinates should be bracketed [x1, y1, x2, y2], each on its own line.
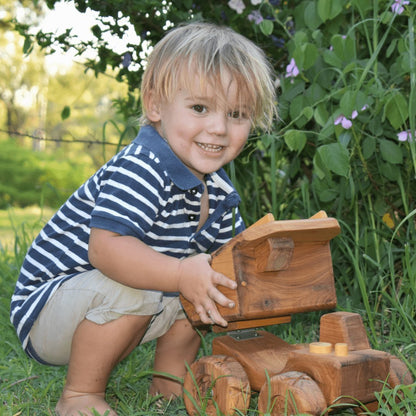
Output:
[11, 22, 276, 416]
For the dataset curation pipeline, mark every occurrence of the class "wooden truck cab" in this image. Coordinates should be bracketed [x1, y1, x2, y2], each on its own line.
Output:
[181, 211, 340, 331]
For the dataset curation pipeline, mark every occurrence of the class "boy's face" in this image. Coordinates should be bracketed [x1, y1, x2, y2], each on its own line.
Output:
[147, 72, 251, 181]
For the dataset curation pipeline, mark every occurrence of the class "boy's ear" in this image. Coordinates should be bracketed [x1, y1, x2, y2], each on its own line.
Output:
[146, 92, 162, 123]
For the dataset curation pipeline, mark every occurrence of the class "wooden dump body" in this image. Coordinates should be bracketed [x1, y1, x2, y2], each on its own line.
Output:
[181, 211, 341, 330]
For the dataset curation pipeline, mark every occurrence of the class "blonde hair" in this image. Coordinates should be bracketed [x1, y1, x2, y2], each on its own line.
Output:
[140, 22, 277, 131]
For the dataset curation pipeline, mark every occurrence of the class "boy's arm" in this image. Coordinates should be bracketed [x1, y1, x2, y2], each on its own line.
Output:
[88, 227, 236, 327]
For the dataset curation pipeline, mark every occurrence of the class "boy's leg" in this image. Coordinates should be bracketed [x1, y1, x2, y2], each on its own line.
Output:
[56, 314, 152, 416]
[149, 318, 201, 398]
[27, 269, 164, 416]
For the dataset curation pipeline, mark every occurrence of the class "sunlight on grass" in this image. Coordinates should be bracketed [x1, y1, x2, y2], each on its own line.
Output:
[0, 206, 54, 250]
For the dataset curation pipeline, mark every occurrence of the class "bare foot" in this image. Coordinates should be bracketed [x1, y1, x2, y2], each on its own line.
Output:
[55, 389, 117, 416]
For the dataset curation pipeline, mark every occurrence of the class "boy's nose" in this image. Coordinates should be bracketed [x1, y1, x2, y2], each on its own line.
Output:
[207, 112, 227, 136]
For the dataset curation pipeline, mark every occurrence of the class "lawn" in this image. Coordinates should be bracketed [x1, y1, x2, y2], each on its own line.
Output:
[0, 207, 175, 415]
[0, 206, 54, 251]
[1, 206, 415, 415]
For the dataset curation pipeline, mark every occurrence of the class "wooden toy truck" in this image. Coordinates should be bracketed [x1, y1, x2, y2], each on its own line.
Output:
[180, 212, 413, 415]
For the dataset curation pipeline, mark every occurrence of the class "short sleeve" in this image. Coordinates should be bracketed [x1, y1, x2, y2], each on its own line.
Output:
[90, 150, 168, 239]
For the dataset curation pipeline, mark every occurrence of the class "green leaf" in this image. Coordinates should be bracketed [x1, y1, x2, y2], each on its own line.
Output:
[379, 139, 403, 164]
[302, 106, 314, 121]
[61, 106, 71, 120]
[362, 137, 376, 159]
[293, 30, 308, 47]
[91, 24, 102, 38]
[317, 0, 343, 22]
[386, 38, 398, 59]
[281, 79, 305, 102]
[259, 20, 274, 36]
[319, 188, 339, 202]
[313, 150, 329, 180]
[380, 162, 400, 181]
[330, 34, 356, 63]
[304, 2, 322, 30]
[314, 104, 329, 127]
[340, 90, 367, 118]
[351, 0, 372, 14]
[323, 50, 343, 68]
[338, 132, 351, 147]
[384, 93, 409, 129]
[316, 143, 350, 177]
[344, 36, 356, 62]
[400, 52, 412, 72]
[331, 35, 344, 59]
[23, 36, 33, 54]
[305, 83, 326, 105]
[294, 42, 318, 71]
[301, 43, 318, 70]
[289, 95, 305, 121]
[284, 130, 307, 153]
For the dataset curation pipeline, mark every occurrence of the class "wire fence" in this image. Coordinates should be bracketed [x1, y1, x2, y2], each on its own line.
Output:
[0, 128, 126, 147]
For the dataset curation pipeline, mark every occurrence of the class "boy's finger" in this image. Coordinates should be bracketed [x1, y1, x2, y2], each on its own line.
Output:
[213, 273, 237, 290]
[208, 287, 235, 310]
[197, 304, 227, 327]
[207, 307, 228, 327]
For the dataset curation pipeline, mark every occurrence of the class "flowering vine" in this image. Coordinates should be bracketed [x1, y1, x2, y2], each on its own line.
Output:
[228, 0, 245, 14]
[334, 106, 368, 130]
[391, 0, 410, 14]
[397, 130, 415, 142]
[285, 58, 299, 79]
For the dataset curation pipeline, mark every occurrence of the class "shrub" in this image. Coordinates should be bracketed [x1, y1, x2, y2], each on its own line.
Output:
[0, 139, 92, 209]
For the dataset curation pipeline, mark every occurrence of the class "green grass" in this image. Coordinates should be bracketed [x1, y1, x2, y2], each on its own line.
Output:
[0, 207, 415, 415]
[0, 206, 54, 251]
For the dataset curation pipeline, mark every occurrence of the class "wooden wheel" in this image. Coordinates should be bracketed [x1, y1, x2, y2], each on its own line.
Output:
[387, 354, 413, 387]
[354, 355, 414, 415]
[258, 371, 327, 416]
[183, 355, 251, 416]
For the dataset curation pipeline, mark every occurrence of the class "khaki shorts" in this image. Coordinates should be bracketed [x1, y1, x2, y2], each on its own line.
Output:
[29, 269, 185, 365]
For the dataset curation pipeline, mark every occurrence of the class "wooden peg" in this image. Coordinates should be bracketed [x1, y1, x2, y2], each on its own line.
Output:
[335, 343, 348, 356]
[255, 237, 294, 272]
[309, 342, 332, 354]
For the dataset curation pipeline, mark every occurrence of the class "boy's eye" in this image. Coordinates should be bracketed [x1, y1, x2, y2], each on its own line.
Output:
[227, 110, 247, 119]
[192, 104, 206, 113]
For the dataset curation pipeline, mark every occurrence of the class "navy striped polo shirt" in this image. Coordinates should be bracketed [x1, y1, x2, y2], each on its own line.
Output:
[10, 125, 245, 354]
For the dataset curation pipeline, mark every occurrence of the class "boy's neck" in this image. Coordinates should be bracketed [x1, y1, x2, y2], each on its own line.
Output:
[197, 183, 209, 231]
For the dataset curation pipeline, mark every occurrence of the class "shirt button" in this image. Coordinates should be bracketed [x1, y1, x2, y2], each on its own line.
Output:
[188, 214, 196, 221]
[190, 188, 198, 195]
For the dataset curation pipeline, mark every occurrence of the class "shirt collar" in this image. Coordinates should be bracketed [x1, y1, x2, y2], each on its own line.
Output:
[133, 125, 202, 190]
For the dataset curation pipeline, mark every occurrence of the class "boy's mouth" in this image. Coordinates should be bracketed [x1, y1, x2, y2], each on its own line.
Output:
[197, 142, 224, 153]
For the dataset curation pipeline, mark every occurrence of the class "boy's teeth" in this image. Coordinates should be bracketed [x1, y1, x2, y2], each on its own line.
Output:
[197, 143, 223, 152]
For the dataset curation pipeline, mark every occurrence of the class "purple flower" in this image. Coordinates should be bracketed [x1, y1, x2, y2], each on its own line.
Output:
[397, 130, 415, 142]
[286, 19, 295, 35]
[391, 0, 410, 14]
[334, 115, 352, 129]
[285, 58, 299, 78]
[334, 106, 368, 129]
[248, 10, 263, 24]
[271, 35, 285, 48]
[122, 52, 132, 68]
[228, 0, 245, 14]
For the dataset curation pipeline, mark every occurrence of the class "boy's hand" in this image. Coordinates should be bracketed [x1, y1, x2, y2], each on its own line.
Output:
[176, 254, 237, 327]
